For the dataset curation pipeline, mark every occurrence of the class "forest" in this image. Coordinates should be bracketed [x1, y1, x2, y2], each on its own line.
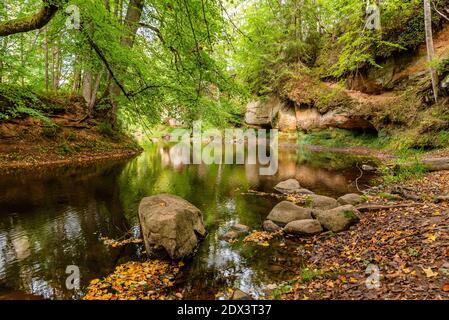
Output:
[1, 0, 449, 303]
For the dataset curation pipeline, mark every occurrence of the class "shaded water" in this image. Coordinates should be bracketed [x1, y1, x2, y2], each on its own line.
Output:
[0, 143, 377, 300]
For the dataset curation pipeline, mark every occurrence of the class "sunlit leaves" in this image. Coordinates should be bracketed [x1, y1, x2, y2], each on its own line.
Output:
[83, 260, 184, 300]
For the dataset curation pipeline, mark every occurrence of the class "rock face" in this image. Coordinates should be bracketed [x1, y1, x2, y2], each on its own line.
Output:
[263, 220, 282, 232]
[314, 205, 360, 233]
[244, 97, 282, 127]
[276, 105, 297, 131]
[266, 201, 313, 226]
[274, 179, 301, 194]
[284, 220, 323, 235]
[338, 194, 366, 206]
[306, 194, 339, 210]
[296, 107, 375, 132]
[138, 194, 207, 260]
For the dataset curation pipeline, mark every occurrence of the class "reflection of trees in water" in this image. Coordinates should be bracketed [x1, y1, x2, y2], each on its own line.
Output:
[0, 163, 131, 299]
[0, 144, 378, 299]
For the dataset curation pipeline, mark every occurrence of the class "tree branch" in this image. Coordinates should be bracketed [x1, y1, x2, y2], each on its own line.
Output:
[0, 0, 60, 37]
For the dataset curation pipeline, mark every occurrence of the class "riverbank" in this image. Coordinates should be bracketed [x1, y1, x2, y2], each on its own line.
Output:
[0, 117, 142, 173]
[279, 170, 449, 300]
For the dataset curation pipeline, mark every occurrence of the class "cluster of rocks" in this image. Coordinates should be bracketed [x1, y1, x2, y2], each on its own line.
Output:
[264, 179, 366, 236]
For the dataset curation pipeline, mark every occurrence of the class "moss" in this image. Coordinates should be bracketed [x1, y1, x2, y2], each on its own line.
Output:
[343, 210, 357, 220]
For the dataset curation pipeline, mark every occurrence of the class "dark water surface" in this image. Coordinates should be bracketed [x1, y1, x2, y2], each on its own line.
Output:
[0, 143, 377, 299]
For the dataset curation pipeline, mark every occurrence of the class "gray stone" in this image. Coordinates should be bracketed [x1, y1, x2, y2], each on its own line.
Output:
[220, 230, 240, 242]
[274, 179, 301, 194]
[266, 201, 313, 226]
[296, 188, 315, 195]
[231, 224, 250, 234]
[263, 220, 282, 232]
[338, 193, 366, 206]
[306, 194, 339, 210]
[362, 165, 377, 172]
[284, 219, 323, 235]
[138, 194, 206, 260]
[231, 289, 253, 300]
[314, 205, 360, 233]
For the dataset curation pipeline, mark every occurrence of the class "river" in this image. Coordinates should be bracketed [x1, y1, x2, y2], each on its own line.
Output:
[0, 142, 377, 299]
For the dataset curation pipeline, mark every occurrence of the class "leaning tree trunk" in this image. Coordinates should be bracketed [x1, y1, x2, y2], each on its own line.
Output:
[424, 0, 438, 103]
[108, 0, 145, 126]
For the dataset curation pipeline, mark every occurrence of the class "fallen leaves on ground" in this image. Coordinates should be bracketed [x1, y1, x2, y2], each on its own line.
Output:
[100, 236, 143, 248]
[281, 170, 449, 300]
[243, 230, 283, 246]
[83, 260, 184, 300]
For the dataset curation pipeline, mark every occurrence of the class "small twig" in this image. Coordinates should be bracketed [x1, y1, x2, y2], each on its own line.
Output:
[355, 163, 364, 192]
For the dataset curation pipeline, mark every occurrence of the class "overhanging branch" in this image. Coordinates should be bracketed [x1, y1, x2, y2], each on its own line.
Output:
[0, 0, 60, 37]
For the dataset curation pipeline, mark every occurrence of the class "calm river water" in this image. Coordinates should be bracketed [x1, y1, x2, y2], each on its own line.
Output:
[0, 143, 377, 299]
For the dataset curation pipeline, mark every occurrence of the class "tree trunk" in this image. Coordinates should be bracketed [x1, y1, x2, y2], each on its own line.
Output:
[54, 46, 60, 90]
[72, 55, 81, 93]
[424, 0, 438, 103]
[88, 68, 105, 115]
[82, 70, 93, 106]
[108, 0, 145, 125]
[44, 28, 49, 91]
[0, 38, 6, 84]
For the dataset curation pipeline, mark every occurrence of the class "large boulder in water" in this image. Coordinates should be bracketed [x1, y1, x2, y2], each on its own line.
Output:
[138, 194, 206, 260]
[266, 201, 312, 226]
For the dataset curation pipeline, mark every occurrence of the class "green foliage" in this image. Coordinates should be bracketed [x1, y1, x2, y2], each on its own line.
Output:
[381, 160, 427, 184]
[57, 142, 74, 156]
[97, 121, 114, 137]
[0, 84, 50, 122]
[1, 0, 243, 129]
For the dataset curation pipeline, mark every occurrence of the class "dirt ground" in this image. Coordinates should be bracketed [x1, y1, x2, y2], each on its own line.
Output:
[281, 171, 449, 300]
[0, 115, 141, 172]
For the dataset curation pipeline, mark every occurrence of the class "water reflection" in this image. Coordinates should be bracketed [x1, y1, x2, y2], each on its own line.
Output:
[0, 143, 377, 299]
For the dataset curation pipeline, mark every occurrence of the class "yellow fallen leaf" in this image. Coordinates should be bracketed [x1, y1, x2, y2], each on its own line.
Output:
[422, 267, 438, 278]
[426, 234, 437, 242]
